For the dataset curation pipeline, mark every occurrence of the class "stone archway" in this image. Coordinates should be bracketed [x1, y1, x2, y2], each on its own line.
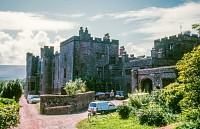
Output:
[141, 78, 152, 93]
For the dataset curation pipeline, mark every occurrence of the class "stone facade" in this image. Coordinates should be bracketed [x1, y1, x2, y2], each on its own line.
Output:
[132, 66, 177, 92]
[26, 28, 200, 95]
[40, 46, 54, 94]
[26, 52, 39, 97]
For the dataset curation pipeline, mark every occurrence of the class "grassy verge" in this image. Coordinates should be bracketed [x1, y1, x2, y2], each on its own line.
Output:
[77, 112, 154, 129]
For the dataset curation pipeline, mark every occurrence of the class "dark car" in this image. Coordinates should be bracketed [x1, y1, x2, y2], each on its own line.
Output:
[95, 92, 106, 100]
[105, 92, 110, 98]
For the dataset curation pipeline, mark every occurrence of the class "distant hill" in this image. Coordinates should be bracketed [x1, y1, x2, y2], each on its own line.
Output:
[0, 65, 26, 81]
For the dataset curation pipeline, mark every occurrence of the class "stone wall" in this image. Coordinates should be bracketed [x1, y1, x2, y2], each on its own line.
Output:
[132, 66, 177, 91]
[40, 91, 95, 115]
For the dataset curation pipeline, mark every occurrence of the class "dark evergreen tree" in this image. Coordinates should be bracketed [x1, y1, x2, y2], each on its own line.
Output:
[1, 79, 23, 101]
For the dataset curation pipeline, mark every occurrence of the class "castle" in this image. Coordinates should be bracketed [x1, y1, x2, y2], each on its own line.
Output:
[26, 28, 200, 95]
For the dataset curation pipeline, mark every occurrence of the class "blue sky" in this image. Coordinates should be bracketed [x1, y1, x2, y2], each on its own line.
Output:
[0, 0, 200, 65]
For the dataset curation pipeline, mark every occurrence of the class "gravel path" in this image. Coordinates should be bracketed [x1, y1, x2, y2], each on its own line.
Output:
[14, 96, 123, 129]
[13, 96, 88, 129]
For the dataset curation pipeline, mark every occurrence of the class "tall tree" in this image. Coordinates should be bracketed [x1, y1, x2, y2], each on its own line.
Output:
[1, 79, 23, 101]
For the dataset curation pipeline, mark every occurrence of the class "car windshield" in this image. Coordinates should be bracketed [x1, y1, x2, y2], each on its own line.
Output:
[89, 103, 97, 107]
[116, 91, 124, 95]
[32, 96, 40, 98]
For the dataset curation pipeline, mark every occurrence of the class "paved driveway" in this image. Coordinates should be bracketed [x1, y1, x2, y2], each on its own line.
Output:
[13, 96, 123, 129]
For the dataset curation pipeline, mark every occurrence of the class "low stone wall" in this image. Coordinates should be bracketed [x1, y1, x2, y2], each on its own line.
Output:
[40, 91, 95, 115]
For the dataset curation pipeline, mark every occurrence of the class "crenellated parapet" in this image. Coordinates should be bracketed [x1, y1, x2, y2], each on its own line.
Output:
[60, 27, 119, 47]
[154, 33, 200, 46]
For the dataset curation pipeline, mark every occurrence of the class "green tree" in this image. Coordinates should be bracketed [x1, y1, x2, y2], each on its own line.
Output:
[175, 45, 200, 122]
[0, 81, 6, 95]
[192, 23, 200, 34]
[163, 82, 184, 113]
[64, 78, 86, 95]
[81, 75, 102, 91]
[1, 79, 23, 102]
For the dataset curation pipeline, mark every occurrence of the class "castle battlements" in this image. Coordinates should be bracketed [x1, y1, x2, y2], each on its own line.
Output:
[60, 27, 119, 46]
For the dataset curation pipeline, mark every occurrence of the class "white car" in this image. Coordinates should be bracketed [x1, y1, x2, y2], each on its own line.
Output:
[27, 95, 40, 104]
[88, 101, 116, 114]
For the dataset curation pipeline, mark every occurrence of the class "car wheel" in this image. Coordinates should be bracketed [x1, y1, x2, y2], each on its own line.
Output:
[101, 110, 105, 114]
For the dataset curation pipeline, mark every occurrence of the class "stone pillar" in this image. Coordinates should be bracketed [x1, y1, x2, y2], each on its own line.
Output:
[131, 69, 138, 92]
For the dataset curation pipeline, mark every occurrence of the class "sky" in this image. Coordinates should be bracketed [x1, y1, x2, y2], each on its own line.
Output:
[0, 0, 200, 65]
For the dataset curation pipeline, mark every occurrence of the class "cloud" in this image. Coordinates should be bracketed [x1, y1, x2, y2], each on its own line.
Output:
[68, 13, 86, 18]
[51, 13, 86, 18]
[89, 14, 105, 21]
[0, 11, 78, 31]
[109, 2, 200, 40]
[124, 42, 152, 57]
[0, 30, 64, 65]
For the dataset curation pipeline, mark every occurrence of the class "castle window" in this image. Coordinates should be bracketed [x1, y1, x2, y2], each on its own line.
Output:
[53, 71, 55, 80]
[64, 54, 67, 62]
[96, 53, 105, 60]
[97, 67, 103, 78]
[169, 44, 173, 50]
[109, 56, 116, 64]
[64, 68, 67, 78]
[125, 69, 131, 75]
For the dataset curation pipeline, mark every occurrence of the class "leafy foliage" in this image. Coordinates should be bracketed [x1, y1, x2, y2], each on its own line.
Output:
[139, 103, 179, 127]
[80, 75, 104, 92]
[1, 79, 23, 101]
[0, 81, 6, 95]
[192, 23, 200, 34]
[64, 78, 86, 95]
[0, 98, 20, 129]
[129, 93, 150, 109]
[162, 82, 184, 113]
[117, 105, 132, 119]
[176, 46, 200, 118]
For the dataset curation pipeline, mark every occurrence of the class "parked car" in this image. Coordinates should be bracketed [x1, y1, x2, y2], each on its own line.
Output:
[104, 92, 110, 98]
[27, 95, 40, 104]
[95, 92, 106, 100]
[115, 91, 124, 99]
[88, 101, 116, 114]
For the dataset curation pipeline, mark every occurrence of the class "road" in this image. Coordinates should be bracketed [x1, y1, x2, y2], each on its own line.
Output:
[13, 96, 123, 129]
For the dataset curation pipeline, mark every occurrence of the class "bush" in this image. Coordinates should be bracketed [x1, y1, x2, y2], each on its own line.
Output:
[0, 81, 6, 95]
[162, 82, 184, 113]
[117, 105, 132, 119]
[151, 89, 166, 107]
[0, 98, 20, 129]
[175, 121, 200, 129]
[129, 93, 150, 109]
[139, 103, 179, 127]
[1, 79, 23, 101]
[181, 108, 200, 122]
[64, 78, 86, 95]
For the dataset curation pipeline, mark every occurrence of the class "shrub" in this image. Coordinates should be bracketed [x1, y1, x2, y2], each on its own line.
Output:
[1, 79, 23, 101]
[64, 78, 86, 95]
[0, 81, 6, 95]
[181, 108, 200, 122]
[162, 82, 184, 113]
[151, 89, 166, 107]
[0, 98, 20, 129]
[129, 93, 150, 109]
[117, 105, 132, 119]
[139, 103, 179, 127]
[175, 121, 200, 129]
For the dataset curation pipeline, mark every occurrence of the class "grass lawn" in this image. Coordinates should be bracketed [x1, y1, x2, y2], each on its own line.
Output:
[77, 112, 154, 129]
